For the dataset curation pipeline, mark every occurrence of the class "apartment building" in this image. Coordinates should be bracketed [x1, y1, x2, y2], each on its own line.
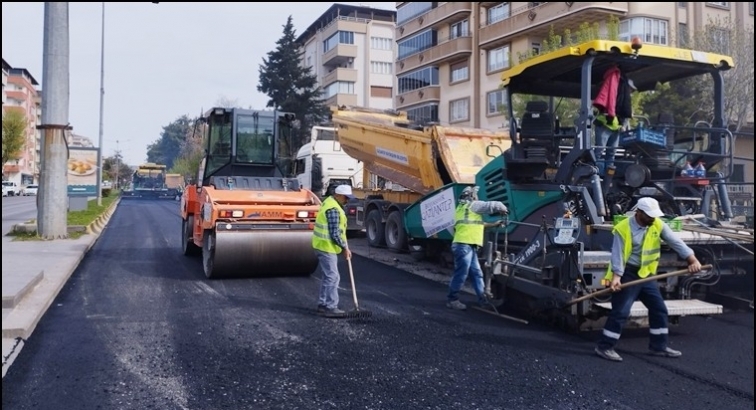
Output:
[394, 2, 753, 128]
[1, 58, 9, 112]
[4, 66, 41, 186]
[296, 3, 397, 110]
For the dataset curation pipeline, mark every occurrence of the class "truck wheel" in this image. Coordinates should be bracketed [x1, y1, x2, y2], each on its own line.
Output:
[182, 215, 201, 256]
[366, 209, 385, 247]
[202, 230, 220, 279]
[385, 211, 408, 252]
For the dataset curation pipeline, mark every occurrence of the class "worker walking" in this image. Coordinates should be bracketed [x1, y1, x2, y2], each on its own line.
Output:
[312, 185, 355, 318]
[447, 186, 508, 311]
[595, 197, 703, 362]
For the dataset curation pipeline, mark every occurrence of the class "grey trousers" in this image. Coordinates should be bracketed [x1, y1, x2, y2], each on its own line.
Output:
[316, 250, 340, 309]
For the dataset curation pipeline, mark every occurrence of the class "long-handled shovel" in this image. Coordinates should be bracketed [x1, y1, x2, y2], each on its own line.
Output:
[343, 257, 372, 319]
[562, 264, 713, 308]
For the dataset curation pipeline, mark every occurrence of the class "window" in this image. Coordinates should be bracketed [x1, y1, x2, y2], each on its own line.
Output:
[324, 81, 355, 98]
[450, 20, 469, 39]
[487, 89, 508, 116]
[450, 98, 469, 123]
[487, 45, 510, 72]
[371, 36, 393, 50]
[371, 61, 393, 75]
[450, 61, 469, 83]
[406, 103, 439, 124]
[370, 86, 392, 98]
[235, 114, 275, 165]
[750, 2, 754, 15]
[397, 2, 433, 26]
[709, 28, 730, 54]
[678, 23, 689, 47]
[531, 42, 541, 55]
[706, 2, 729, 7]
[323, 31, 354, 53]
[730, 164, 745, 183]
[619, 18, 668, 45]
[487, 3, 510, 25]
[398, 66, 439, 94]
[307, 56, 312, 67]
[678, 2, 687, 7]
[398, 29, 437, 60]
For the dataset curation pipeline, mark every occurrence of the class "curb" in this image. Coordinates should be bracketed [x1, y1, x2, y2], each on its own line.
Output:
[2, 197, 122, 340]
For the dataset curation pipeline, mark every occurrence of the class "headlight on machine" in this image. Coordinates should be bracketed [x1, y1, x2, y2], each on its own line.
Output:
[218, 210, 244, 218]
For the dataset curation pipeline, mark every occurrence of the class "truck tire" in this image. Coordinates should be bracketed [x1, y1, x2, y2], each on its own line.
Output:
[385, 211, 408, 252]
[182, 215, 201, 256]
[366, 209, 385, 247]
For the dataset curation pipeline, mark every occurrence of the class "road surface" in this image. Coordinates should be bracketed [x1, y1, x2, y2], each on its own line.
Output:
[2, 199, 753, 410]
[2, 195, 37, 236]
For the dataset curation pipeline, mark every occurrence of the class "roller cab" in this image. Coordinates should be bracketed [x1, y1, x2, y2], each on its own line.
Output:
[180, 107, 322, 279]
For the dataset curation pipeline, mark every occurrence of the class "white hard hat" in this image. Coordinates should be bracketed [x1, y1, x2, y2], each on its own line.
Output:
[334, 185, 355, 198]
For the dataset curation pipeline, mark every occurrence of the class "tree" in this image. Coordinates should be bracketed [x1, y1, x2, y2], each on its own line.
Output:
[146, 115, 194, 169]
[170, 118, 205, 181]
[2, 110, 27, 172]
[258, 15, 329, 177]
[642, 17, 754, 131]
[102, 153, 132, 188]
[215, 96, 239, 108]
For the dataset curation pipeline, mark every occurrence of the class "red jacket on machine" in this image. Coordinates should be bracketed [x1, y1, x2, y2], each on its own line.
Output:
[593, 65, 620, 118]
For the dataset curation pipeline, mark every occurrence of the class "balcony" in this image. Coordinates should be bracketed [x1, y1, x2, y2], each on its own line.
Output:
[323, 44, 358, 68]
[396, 86, 441, 109]
[322, 68, 358, 86]
[396, 35, 473, 75]
[396, 2, 473, 40]
[325, 93, 358, 108]
[479, 2, 629, 48]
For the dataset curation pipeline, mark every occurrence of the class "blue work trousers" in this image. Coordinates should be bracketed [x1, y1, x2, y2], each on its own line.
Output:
[316, 250, 340, 310]
[447, 243, 486, 304]
[597, 265, 670, 352]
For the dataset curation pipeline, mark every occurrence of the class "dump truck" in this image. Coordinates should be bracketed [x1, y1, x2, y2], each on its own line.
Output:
[332, 39, 754, 331]
[165, 173, 184, 193]
[180, 107, 322, 278]
[121, 163, 180, 199]
[330, 106, 511, 256]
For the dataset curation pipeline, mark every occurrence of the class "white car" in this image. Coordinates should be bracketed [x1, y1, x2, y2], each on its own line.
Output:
[2, 181, 18, 196]
[23, 184, 39, 196]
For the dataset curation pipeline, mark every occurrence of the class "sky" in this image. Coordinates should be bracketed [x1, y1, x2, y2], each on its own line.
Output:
[2, 2, 396, 165]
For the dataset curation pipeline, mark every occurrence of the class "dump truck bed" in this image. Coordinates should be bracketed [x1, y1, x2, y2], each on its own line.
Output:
[331, 106, 511, 195]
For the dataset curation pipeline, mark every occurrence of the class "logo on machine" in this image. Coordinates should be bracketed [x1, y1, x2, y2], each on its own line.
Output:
[513, 239, 540, 265]
[248, 211, 283, 218]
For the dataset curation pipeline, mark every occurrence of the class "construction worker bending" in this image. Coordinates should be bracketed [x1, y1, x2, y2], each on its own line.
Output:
[595, 197, 702, 362]
[312, 185, 355, 318]
[447, 186, 508, 311]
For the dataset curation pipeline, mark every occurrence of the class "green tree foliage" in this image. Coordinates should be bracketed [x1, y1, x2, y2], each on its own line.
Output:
[170, 119, 205, 182]
[2, 110, 27, 169]
[258, 15, 329, 177]
[146, 115, 194, 169]
[643, 16, 754, 131]
[102, 153, 132, 188]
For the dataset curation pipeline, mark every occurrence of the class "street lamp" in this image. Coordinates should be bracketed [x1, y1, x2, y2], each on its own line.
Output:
[114, 138, 131, 190]
[96, 2, 105, 206]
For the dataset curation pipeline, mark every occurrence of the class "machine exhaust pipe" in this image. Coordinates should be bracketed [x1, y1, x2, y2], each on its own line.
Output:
[714, 171, 734, 219]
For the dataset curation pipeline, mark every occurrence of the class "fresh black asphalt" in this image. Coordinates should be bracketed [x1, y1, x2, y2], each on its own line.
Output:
[2, 199, 753, 410]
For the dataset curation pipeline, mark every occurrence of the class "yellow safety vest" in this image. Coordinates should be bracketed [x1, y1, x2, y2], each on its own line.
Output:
[595, 113, 621, 131]
[452, 203, 485, 246]
[312, 196, 347, 254]
[604, 217, 663, 282]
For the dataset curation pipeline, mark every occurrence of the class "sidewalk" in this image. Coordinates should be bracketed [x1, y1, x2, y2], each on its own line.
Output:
[1, 199, 120, 378]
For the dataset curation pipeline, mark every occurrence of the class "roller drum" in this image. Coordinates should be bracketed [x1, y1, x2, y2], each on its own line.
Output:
[204, 229, 318, 278]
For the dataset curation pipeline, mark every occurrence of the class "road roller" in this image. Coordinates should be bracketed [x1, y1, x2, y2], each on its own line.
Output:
[180, 107, 322, 278]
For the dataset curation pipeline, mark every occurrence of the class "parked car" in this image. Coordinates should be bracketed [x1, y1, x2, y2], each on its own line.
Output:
[2, 181, 19, 196]
[23, 184, 39, 196]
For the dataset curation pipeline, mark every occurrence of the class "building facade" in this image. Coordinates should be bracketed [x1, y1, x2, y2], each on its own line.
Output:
[1, 58, 9, 112]
[394, 2, 753, 128]
[3, 65, 42, 186]
[296, 4, 397, 110]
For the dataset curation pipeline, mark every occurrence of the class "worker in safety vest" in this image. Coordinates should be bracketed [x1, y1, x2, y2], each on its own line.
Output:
[446, 186, 508, 311]
[593, 78, 637, 176]
[312, 185, 354, 318]
[595, 197, 702, 362]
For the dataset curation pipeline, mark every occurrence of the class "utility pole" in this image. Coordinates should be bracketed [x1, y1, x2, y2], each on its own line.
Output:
[115, 139, 121, 190]
[37, 2, 70, 240]
[96, 1, 105, 206]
